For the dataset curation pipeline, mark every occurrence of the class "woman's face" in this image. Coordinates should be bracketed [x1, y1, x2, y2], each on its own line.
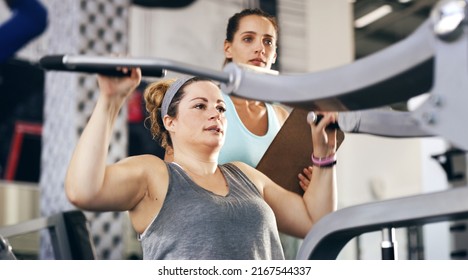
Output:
[224, 15, 277, 69]
[168, 81, 227, 152]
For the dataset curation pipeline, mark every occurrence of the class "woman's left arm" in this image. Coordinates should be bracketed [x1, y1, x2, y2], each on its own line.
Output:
[299, 111, 338, 224]
[238, 112, 338, 238]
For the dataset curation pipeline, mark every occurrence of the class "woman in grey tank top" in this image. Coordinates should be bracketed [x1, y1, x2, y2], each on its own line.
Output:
[65, 73, 339, 260]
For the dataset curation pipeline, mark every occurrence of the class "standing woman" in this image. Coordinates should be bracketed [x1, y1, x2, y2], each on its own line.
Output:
[219, 8, 318, 258]
[65, 70, 338, 260]
[218, 8, 289, 168]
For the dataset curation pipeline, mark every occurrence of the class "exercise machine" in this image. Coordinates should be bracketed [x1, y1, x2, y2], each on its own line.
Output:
[38, 0, 468, 260]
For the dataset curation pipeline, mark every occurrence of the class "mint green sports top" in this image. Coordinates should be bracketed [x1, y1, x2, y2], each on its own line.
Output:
[218, 94, 281, 167]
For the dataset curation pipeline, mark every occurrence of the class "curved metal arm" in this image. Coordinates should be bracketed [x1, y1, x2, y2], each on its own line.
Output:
[221, 1, 468, 150]
[221, 19, 434, 111]
[39, 54, 232, 82]
[296, 186, 468, 260]
[38, 1, 468, 149]
[40, 18, 435, 112]
[339, 109, 434, 138]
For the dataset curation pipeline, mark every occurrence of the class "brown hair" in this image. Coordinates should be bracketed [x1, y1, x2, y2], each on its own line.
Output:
[143, 77, 211, 149]
[223, 8, 279, 66]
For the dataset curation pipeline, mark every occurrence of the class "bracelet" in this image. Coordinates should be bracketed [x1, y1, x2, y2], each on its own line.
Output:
[311, 153, 337, 167]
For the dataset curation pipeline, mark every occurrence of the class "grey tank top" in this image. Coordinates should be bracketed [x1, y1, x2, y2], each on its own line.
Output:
[139, 162, 285, 260]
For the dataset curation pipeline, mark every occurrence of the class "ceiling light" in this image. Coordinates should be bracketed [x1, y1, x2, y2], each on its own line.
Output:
[355, 4, 393, 28]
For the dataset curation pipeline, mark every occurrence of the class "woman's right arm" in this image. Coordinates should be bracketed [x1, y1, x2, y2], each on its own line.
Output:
[65, 69, 149, 212]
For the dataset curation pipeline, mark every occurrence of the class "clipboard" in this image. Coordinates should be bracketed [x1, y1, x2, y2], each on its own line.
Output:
[256, 108, 345, 195]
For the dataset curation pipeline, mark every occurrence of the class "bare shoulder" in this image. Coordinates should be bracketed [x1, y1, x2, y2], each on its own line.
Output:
[229, 161, 253, 173]
[131, 154, 165, 163]
[117, 154, 167, 177]
[119, 154, 163, 165]
[140, 155, 169, 186]
[120, 154, 169, 201]
[272, 104, 290, 125]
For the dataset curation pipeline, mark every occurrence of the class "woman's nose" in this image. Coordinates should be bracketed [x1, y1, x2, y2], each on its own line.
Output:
[254, 40, 265, 54]
[209, 108, 222, 120]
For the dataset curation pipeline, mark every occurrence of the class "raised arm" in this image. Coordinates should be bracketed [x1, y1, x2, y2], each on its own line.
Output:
[65, 69, 149, 212]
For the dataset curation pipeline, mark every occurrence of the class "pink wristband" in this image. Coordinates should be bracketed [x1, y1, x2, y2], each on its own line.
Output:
[311, 153, 337, 167]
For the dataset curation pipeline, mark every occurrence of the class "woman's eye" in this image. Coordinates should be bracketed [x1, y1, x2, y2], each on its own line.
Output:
[217, 106, 226, 113]
[195, 104, 206, 109]
[242, 37, 253, 43]
[264, 39, 273, 46]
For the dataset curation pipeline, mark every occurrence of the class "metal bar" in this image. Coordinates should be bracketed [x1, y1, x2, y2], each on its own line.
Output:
[0, 212, 73, 260]
[381, 227, 397, 260]
[296, 186, 468, 260]
[46, 214, 72, 260]
[63, 55, 232, 84]
[0, 217, 49, 237]
[221, 19, 434, 111]
[338, 109, 434, 138]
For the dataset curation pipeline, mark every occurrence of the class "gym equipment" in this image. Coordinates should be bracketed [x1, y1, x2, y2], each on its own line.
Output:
[39, 0, 468, 150]
[219, 0, 468, 151]
[0, 235, 16, 260]
[38, 0, 468, 259]
[0, 210, 95, 260]
[296, 185, 468, 259]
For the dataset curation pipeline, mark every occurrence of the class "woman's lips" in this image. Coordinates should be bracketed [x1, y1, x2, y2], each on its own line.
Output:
[249, 59, 265, 67]
[205, 125, 223, 133]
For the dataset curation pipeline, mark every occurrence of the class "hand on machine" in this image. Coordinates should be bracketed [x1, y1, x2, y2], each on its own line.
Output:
[307, 112, 340, 130]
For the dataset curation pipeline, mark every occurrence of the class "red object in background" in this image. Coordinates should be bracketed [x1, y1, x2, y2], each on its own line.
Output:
[4, 121, 42, 181]
[127, 90, 144, 123]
